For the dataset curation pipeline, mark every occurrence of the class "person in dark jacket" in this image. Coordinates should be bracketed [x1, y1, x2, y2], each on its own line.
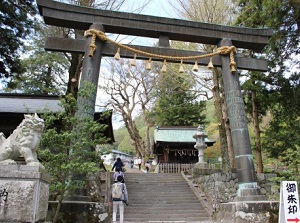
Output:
[112, 157, 125, 171]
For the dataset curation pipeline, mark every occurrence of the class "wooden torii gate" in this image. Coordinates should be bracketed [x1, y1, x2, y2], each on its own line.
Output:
[37, 0, 273, 201]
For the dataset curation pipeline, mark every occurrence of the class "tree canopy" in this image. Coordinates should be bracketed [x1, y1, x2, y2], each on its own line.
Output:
[235, 0, 300, 178]
[151, 67, 207, 126]
[0, 0, 38, 78]
[3, 23, 69, 95]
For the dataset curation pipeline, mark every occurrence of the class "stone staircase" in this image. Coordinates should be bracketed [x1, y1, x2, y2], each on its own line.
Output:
[122, 173, 211, 222]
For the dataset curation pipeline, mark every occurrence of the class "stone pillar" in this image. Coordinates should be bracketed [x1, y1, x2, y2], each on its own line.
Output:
[193, 126, 207, 163]
[76, 23, 105, 118]
[218, 38, 264, 201]
[67, 24, 106, 202]
[0, 165, 50, 222]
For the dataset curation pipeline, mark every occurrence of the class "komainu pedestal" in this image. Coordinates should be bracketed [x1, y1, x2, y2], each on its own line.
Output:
[0, 165, 50, 223]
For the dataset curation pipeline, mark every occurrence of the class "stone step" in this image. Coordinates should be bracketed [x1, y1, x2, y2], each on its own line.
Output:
[119, 173, 211, 222]
[124, 173, 184, 179]
[125, 206, 207, 213]
[126, 186, 193, 190]
[128, 192, 197, 200]
[125, 182, 189, 186]
[125, 177, 185, 180]
[125, 178, 185, 181]
[125, 216, 209, 221]
[128, 190, 194, 193]
[127, 187, 192, 190]
[126, 182, 192, 186]
[125, 214, 207, 217]
[129, 196, 199, 200]
[127, 189, 196, 192]
[125, 181, 190, 185]
[126, 201, 202, 205]
[125, 211, 208, 216]
[128, 195, 200, 200]
[124, 215, 210, 222]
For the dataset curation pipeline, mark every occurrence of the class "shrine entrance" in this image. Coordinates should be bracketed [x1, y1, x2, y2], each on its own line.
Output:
[37, 0, 273, 201]
[153, 126, 216, 164]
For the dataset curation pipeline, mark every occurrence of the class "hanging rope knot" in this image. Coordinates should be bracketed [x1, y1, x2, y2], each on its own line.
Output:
[218, 46, 236, 55]
[84, 29, 108, 57]
[229, 47, 237, 73]
[230, 61, 236, 73]
[88, 34, 97, 57]
[95, 30, 108, 41]
[217, 46, 237, 73]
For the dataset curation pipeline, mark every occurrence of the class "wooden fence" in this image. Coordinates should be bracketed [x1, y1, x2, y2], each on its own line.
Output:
[158, 163, 217, 173]
[158, 163, 195, 173]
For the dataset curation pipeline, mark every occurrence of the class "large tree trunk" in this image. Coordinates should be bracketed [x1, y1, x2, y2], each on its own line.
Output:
[212, 69, 231, 173]
[222, 94, 235, 168]
[123, 113, 146, 158]
[252, 84, 263, 173]
[52, 197, 63, 223]
[145, 123, 151, 157]
[66, 30, 85, 98]
[143, 104, 154, 158]
[66, 53, 83, 98]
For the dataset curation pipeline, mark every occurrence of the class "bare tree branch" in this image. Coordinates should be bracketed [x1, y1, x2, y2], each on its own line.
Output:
[98, 58, 156, 157]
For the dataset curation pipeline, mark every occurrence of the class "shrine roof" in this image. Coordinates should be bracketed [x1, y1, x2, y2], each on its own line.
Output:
[154, 126, 215, 144]
[0, 93, 62, 113]
[0, 93, 114, 143]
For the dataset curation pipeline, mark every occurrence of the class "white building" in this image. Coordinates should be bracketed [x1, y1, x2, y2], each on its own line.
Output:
[101, 149, 132, 165]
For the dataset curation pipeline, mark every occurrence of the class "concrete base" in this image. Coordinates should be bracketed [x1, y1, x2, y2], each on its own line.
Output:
[0, 165, 50, 223]
[216, 201, 279, 223]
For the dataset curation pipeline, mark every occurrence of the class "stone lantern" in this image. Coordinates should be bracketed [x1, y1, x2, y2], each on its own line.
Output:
[193, 126, 207, 163]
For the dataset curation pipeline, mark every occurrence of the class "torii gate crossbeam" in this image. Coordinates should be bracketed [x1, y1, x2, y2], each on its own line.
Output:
[44, 37, 268, 72]
[37, 0, 272, 51]
[37, 0, 274, 202]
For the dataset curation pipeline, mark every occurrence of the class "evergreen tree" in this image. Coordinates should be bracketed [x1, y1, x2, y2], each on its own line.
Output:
[152, 67, 207, 126]
[3, 24, 69, 95]
[39, 90, 109, 223]
[235, 0, 300, 176]
[263, 74, 300, 158]
[0, 0, 38, 79]
[241, 71, 273, 173]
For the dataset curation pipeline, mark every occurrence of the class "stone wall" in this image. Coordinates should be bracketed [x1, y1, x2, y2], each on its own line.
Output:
[191, 168, 280, 216]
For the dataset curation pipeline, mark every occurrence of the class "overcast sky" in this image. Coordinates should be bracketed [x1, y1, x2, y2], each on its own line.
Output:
[99, 0, 179, 130]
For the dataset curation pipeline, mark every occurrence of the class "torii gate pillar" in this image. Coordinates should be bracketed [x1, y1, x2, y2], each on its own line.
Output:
[218, 38, 264, 201]
[77, 23, 105, 118]
[69, 24, 105, 201]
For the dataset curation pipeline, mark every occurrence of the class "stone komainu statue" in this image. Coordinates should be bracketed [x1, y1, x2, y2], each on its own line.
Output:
[0, 113, 44, 167]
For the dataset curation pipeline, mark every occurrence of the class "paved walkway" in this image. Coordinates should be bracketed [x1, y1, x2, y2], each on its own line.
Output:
[124, 163, 144, 173]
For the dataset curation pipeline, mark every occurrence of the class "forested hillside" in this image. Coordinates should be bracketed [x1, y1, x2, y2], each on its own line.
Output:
[113, 98, 275, 166]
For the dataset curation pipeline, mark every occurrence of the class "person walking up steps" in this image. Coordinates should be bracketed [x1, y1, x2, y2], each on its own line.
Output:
[137, 157, 142, 171]
[114, 166, 125, 183]
[110, 175, 128, 223]
[145, 161, 151, 173]
[130, 159, 134, 169]
[112, 157, 125, 171]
